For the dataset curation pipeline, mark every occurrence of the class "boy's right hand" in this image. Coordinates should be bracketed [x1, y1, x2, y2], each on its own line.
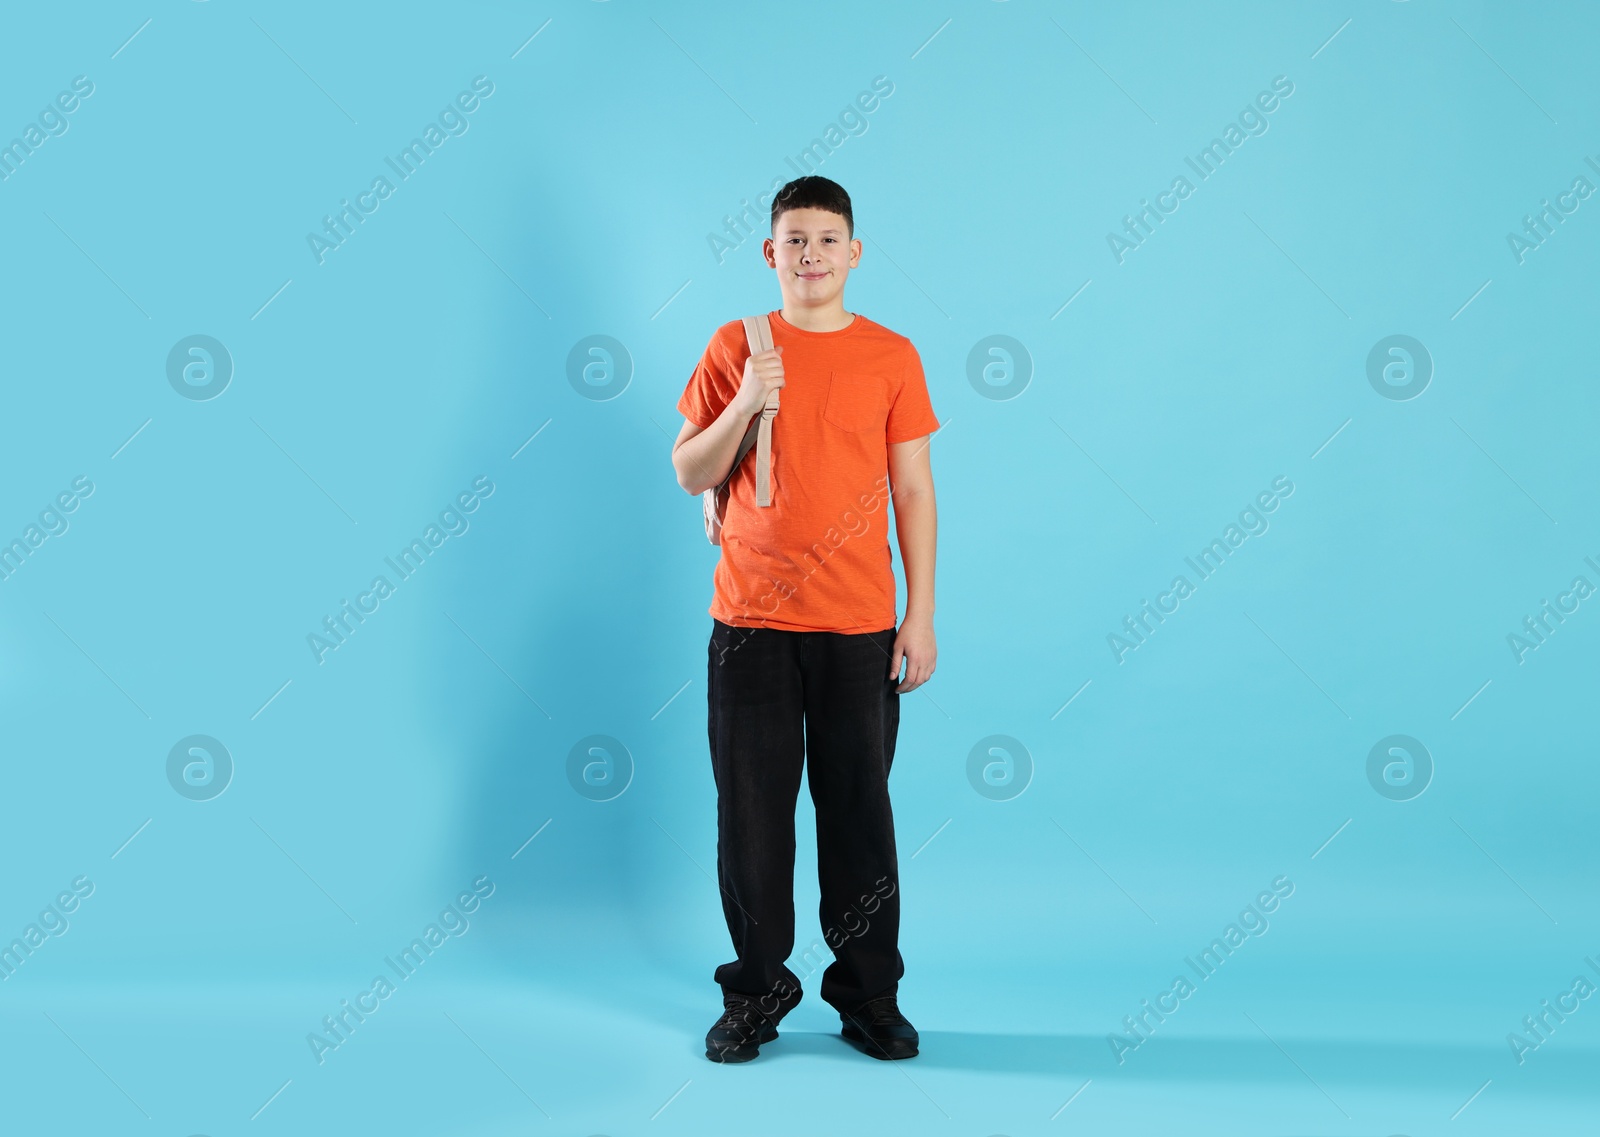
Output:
[734, 346, 784, 417]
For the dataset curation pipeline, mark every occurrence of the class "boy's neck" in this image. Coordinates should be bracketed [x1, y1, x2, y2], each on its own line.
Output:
[779, 299, 855, 333]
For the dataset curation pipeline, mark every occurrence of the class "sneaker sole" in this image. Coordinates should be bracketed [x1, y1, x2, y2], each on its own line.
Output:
[840, 1021, 919, 1061]
[705, 1021, 778, 1063]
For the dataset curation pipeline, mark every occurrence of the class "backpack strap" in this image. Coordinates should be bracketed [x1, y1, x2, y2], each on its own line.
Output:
[715, 414, 763, 494]
[740, 314, 779, 506]
[714, 315, 779, 502]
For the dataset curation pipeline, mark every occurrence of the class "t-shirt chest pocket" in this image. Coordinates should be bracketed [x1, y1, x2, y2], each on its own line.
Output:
[822, 370, 888, 433]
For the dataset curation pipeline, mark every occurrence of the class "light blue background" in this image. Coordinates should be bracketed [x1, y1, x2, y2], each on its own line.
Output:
[1, 1, 1596, 1134]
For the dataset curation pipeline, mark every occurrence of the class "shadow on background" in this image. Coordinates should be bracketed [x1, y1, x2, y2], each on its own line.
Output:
[739, 1028, 1595, 1095]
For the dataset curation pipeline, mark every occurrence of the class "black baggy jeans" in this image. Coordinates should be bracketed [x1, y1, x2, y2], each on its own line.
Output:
[706, 617, 905, 1020]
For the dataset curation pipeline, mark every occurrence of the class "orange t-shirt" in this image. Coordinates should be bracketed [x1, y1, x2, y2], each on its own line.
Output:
[678, 309, 940, 634]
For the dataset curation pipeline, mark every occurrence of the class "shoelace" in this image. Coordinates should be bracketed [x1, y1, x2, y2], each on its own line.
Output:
[848, 997, 904, 1026]
[715, 998, 772, 1035]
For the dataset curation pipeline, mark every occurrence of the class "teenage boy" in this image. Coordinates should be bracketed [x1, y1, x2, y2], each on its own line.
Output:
[670, 176, 939, 1063]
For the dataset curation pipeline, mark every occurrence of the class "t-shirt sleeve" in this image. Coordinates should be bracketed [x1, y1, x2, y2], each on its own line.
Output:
[886, 342, 940, 444]
[677, 324, 738, 430]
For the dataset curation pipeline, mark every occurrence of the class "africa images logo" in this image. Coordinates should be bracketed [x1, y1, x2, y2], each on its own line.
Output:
[306, 76, 495, 265]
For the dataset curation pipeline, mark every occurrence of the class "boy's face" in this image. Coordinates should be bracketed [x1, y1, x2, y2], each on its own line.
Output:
[763, 207, 861, 307]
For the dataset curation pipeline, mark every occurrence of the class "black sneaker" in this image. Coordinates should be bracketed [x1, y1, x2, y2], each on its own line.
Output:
[840, 995, 919, 1060]
[705, 995, 780, 1063]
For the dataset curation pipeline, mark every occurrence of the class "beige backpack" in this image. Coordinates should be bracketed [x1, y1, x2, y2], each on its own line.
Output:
[702, 314, 780, 545]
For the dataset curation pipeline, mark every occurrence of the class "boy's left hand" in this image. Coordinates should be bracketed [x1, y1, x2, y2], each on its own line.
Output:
[889, 613, 936, 693]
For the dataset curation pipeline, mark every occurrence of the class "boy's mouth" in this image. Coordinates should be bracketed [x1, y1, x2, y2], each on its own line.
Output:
[797, 271, 829, 280]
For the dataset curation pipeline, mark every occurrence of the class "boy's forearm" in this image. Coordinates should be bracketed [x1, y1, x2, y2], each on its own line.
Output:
[893, 488, 937, 619]
[675, 402, 755, 494]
